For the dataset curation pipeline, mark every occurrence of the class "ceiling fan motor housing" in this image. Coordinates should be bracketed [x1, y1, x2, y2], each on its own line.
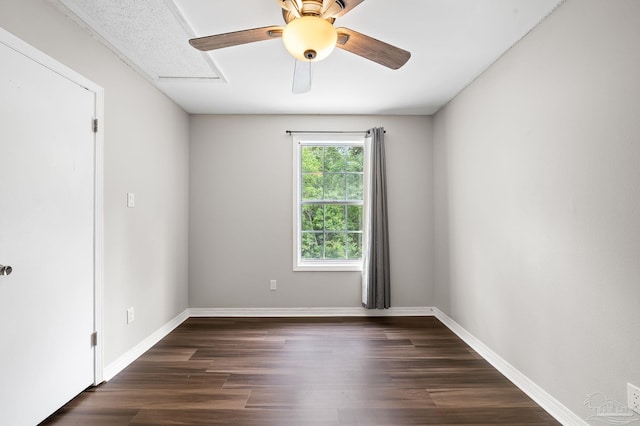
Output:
[282, 0, 340, 24]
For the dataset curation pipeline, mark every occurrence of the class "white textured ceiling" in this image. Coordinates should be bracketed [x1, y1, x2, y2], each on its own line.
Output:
[56, 0, 564, 115]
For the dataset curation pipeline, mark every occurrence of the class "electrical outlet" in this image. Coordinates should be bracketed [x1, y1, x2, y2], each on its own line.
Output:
[126, 307, 135, 324]
[628, 383, 640, 414]
[270, 280, 277, 291]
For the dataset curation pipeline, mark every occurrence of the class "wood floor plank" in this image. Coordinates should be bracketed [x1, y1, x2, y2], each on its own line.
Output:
[62, 387, 251, 410]
[129, 408, 340, 425]
[246, 388, 437, 409]
[41, 317, 560, 425]
[135, 347, 197, 362]
[41, 407, 139, 426]
[338, 407, 561, 425]
[428, 387, 539, 408]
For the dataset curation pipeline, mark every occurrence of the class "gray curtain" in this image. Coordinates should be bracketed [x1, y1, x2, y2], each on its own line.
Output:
[362, 127, 390, 309]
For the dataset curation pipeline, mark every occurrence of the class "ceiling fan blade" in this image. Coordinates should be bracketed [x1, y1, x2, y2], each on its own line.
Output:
[275, 0, 301, 17]
[335, 27, 410, 69]
[323, 0, 365, 18]
[292, 60, 312, 94]
[189, 26, 283, 51]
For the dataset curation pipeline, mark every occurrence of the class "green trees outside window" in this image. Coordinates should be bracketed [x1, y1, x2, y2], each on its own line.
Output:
[300, 145, 364, 260]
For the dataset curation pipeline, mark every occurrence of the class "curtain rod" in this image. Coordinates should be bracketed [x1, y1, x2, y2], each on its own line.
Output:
[286, 130, 385, 135]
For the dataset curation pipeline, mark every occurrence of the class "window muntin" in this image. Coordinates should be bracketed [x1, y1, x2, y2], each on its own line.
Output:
[294, 136, 366, 271]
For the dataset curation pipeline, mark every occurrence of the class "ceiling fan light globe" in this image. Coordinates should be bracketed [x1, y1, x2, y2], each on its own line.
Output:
[282, 16, 337, 62]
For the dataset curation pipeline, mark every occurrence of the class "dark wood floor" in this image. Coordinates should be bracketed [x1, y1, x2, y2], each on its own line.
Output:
[42, 317, 560, 425]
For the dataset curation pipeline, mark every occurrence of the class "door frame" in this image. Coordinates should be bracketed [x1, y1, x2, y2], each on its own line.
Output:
[0, 27, 105, 384]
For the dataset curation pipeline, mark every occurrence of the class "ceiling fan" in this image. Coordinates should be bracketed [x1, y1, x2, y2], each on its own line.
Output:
[189, 0, 411, 93]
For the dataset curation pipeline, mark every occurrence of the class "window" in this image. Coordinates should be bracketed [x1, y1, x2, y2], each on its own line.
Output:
[293, 134, 368, 271]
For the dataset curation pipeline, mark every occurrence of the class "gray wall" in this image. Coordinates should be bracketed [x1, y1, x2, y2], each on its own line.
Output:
[433, 0, 640, 420]
[0, 0, 190, 365]
[189, 115, 433, 308]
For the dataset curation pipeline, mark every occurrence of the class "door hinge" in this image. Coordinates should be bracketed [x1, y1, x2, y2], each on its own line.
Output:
[92, 118, 98, 133]
[90, 331, 97, 347]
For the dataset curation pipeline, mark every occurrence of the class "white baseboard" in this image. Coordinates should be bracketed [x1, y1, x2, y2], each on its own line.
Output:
[102, 309, 189, 381]
[101, 305, 583, 424]
[433, 308, 586, 426]
[188, 306, 434, 317]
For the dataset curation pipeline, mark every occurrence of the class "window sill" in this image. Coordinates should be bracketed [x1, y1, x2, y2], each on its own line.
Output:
[294, 262, 362, 272]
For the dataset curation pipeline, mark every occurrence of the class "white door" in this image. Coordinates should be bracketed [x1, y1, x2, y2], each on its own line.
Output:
[0, 35, 97, 425]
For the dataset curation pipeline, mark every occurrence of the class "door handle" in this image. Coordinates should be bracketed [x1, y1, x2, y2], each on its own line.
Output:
[0, 265, 12, 276]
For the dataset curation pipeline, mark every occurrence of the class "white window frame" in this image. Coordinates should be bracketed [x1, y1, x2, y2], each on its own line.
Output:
[292, 133, 370, 272]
